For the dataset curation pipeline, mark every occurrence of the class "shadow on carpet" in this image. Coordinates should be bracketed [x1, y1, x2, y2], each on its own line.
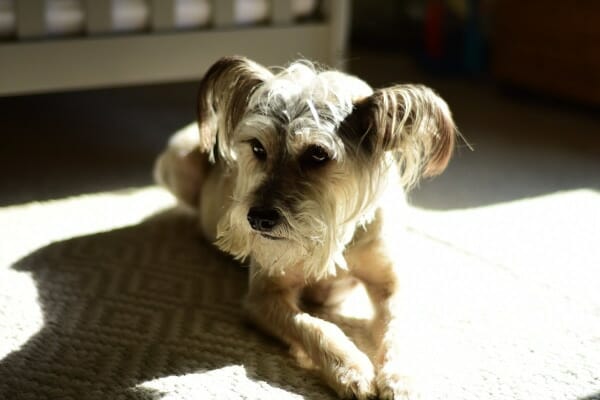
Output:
[0, 210, 363, 399]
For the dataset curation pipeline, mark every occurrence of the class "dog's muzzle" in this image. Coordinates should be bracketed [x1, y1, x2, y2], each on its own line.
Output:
[247, 207, 281, 233]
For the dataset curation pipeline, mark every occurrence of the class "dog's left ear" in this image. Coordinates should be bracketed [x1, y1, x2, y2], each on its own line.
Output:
[197, 56, 273, 161]
[347, 84, 456, 187]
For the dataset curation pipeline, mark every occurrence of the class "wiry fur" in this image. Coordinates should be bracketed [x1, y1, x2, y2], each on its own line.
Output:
[154, 56, 456, 399]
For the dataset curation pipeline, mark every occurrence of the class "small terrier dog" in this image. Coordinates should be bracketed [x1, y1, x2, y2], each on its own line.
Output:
[155, 56, 456, 399]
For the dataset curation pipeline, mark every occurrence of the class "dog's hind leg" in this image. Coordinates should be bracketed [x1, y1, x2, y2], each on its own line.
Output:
[154, 123, 211, 210]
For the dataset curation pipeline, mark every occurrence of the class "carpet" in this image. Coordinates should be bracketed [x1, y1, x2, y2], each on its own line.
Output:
[0, 187, 598, 399]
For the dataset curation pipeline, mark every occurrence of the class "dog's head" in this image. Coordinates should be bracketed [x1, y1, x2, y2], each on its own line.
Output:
[197, 56, 455, 279]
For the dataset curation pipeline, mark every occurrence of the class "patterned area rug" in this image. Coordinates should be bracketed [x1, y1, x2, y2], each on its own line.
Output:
[0, 188, 598, 399]
[0, 189, 366, 400]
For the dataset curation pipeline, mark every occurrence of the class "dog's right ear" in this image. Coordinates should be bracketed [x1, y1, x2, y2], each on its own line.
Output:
[197, 56, 273, 162]
[343, 84, 456, 189]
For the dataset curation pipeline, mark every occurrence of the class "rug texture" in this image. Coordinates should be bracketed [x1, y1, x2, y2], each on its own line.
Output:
[0, 187, 598, 400]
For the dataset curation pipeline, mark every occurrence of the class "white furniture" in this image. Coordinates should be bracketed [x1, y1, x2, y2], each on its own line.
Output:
[0, 0, 350, 96]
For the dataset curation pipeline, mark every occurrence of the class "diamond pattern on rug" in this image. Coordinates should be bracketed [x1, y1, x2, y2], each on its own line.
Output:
[0, 208, 337, 399]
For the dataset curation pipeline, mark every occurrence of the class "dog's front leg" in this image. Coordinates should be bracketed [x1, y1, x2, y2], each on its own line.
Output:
[349, 240, 416, 400]
[244, 265, 376, 399]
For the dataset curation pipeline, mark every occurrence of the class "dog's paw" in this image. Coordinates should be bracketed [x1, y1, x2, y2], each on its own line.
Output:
[376, 370, 418, 400]
[333, 366, 377, 400]
[327, 355, 377, 400]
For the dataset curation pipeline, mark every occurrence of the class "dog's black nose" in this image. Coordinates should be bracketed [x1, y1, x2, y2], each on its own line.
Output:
[247, 207, 281, 232]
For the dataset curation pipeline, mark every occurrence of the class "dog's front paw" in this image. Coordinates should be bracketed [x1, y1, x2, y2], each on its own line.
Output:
[376, 369, 418, 400]
[324, 353, 377, 400]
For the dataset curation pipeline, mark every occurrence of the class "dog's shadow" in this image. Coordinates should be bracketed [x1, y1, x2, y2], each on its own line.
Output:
[1, 209, 373, 399]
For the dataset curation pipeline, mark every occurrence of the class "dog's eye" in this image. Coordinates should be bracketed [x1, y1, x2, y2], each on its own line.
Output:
[250, 139, 266, 161]
[301, 145, 330, 168]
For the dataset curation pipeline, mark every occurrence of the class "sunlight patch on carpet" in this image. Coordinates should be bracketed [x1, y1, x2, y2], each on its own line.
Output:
[0, 187, 176, 266]
[136, 366, 304, 399]
[408, 189, 600, 305]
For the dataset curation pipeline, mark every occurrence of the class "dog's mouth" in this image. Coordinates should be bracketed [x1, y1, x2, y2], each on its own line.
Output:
[260, 233, 285, 241]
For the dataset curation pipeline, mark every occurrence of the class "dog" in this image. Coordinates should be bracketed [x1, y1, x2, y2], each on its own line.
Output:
[154, 56, 456, 399]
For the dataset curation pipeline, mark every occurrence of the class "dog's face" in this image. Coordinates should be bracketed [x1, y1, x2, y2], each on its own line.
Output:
[197, 56, 456, 279]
